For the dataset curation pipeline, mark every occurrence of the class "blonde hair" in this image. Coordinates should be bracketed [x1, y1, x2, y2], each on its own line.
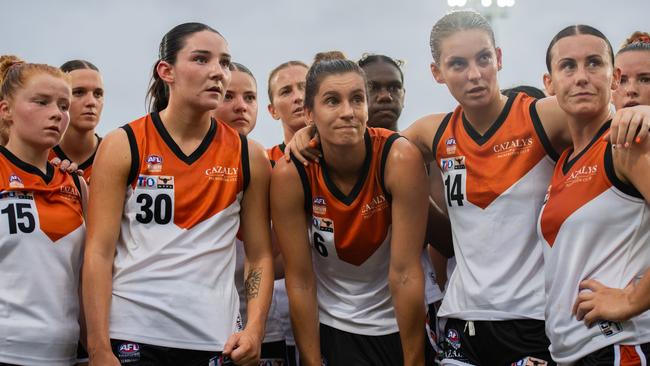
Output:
[617, 31, 650, 55]
[0, 55, 69, 145]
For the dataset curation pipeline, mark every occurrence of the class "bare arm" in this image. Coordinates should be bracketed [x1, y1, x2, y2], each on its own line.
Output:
[534, 96, 573, 154]
[224, 141, 274, 365]
[385, 138, 428, 366]
[82, 129, 131, 366]
[426, 162, 453, 258]
[573, 138, 650, 325]
[401, 113, 447, 163]
[270, 159, 321, 366]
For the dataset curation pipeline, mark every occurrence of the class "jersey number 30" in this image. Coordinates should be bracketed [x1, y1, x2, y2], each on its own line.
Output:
[136, 193, 172, 224]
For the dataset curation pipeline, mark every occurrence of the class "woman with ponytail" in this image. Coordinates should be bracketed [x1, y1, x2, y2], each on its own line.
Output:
[82, 23, 274, 365]
[271, 51, 428, 366]
[0, 55, 87, 366]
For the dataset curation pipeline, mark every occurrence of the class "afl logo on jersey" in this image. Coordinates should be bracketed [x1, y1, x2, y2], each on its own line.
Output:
[118, 342, 141, 362]
[146, 154, 163, 172]
[8, 174, 23, 188]
[445, 137, 457, 155]
[313, 196, 327, 215]
[446, 329, 461, 350]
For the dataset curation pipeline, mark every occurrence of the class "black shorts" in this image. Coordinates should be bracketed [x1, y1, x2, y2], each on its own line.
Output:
[260, 340, 288, 365]
[285, 344, 300, 366]
[441, 318, 555, 365]
[111, 339, 233, 366]
[319, 323, 403, 366]
[576, 343, 650, 365]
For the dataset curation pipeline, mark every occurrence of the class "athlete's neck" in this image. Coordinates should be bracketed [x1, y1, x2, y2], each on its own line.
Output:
[321, 138, 367, 196]
[566, 108, 612, 158]
[463, 93, 508, 135]
[58, 126, 98, 164]
[5, 138, 49, 174]
[158, 101, 212, 155]
[282, 125, 295, 147]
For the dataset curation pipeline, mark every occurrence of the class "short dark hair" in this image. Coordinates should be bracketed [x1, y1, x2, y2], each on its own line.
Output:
[60, 59, 99, 73]
[545, 25, 614, 73]
[230, 62, 256, 84]
[357, 54, 404, 82]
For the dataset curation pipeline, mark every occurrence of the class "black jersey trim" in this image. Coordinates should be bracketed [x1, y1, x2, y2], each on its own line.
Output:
[432, 112, 453, 159]
[52, 133, 102, 170]
[604, 142, 643, 199]
[379, 133, 402, 202]
[290, 154, 312, 214]
[529, 99, 560, 161]
[462, 93, 516, 146]
[151, 112, 216, 165]
[71, 173, 82, 200]
[320, 129, 372, 206]
[0, 146, 54, 184]
[120, 124, 140, 187]
[240, 134, 250, 192]
[561, 121, 611, 175]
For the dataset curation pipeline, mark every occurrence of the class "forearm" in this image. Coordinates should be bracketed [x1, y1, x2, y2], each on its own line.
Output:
[243, 255, 274, 338]
[390, 266, 425, 366]
[629, 268, 650, 318]
[82, 252, 115, 354]
[286, 278, 321, 366]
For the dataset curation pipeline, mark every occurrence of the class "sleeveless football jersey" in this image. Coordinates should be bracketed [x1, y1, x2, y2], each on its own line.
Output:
[422, 250, 443, 304]
[0, 146, 85, 365]
[433, 93, 557, 320]
[48, 134, 102, 183]
[267, 143, 285, 167]
[293, 127, 401, 335]
[539, 122, 650, 363]
[110, 113, 249, 351]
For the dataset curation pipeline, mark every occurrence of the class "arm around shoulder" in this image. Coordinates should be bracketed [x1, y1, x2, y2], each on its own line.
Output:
[401, 113, 448, 163]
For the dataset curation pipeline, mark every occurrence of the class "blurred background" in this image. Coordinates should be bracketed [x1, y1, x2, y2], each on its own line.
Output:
[2, 0, 646, 146]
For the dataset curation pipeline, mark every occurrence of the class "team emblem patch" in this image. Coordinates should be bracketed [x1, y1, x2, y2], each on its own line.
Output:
[8, 174, 23, 188]
[313, 196, 327, 215]
[117, 342, 141, 363]
[599, 320, 623, 338]
[146, 154, 163, 172]
[440, 155, 466, 172]
[318, 217, 334, 233]
[446, 328, 461, 350]
[511, 356, 548, 366]
[446, 137, 457, 154]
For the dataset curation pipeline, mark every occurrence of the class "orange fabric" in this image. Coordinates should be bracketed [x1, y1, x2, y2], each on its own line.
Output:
[540, 138, 611, 247]
[127, 115, 244, 229]
[0, 153, 83, 242]
[267, 144, 284, 164]
[620, 345, 642, 366]
[303, 128, 394, 265]
[435, 94, 547, 209]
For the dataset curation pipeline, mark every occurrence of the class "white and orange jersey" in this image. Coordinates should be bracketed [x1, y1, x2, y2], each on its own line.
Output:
[110, 113, 249, 351]
[0, 146, 85, 366]
[539, 122, 650, 363]
[433, 93, 557, 320]
[293, 127, 401, 335]
[48, 134, 102, 184]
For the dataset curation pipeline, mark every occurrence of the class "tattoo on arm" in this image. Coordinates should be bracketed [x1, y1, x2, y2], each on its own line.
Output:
[245, 267, 262, 299]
